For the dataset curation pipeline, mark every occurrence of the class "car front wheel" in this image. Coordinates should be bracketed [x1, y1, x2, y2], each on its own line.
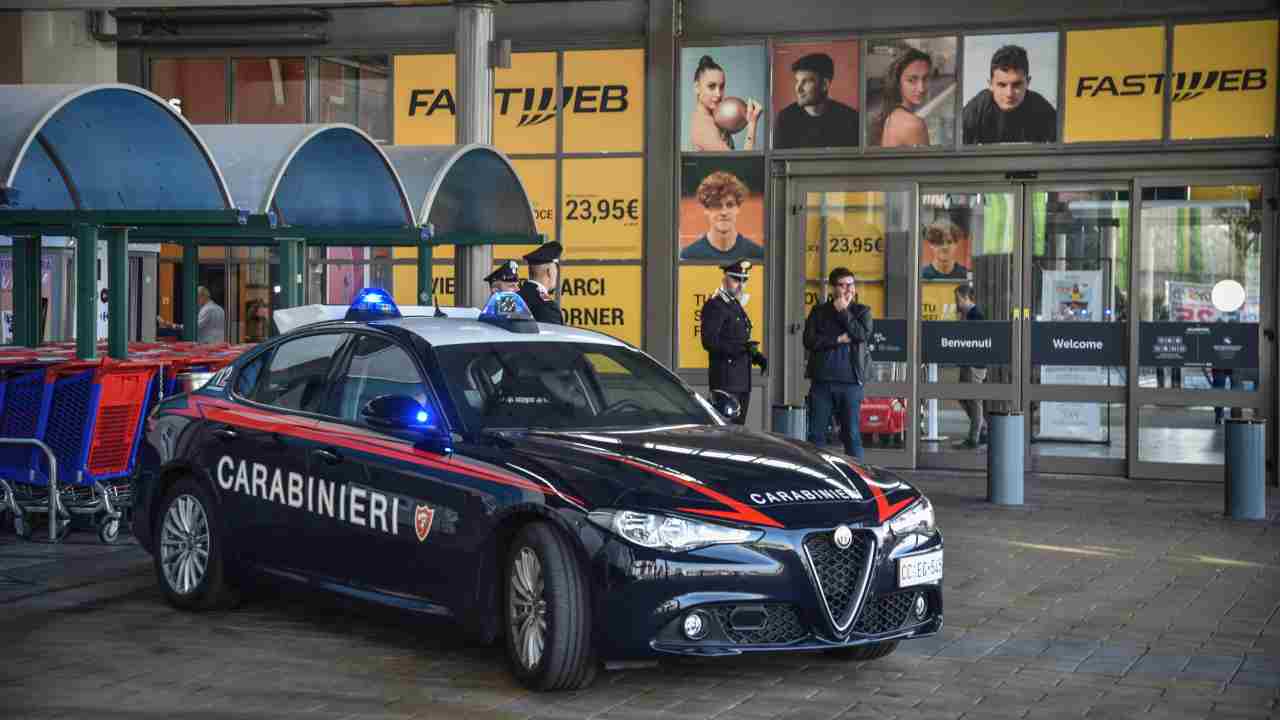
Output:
[154, 477, 239, 611]
[504, 522, 597, 691]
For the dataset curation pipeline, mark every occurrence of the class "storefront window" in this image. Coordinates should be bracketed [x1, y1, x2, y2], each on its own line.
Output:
[233, 58, 306, 124]
[318, 57, 390, 142]
[150, 58, 229, 124]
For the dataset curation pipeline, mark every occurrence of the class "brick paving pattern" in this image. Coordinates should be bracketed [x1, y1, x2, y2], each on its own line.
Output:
[0, 471, 1277, 719]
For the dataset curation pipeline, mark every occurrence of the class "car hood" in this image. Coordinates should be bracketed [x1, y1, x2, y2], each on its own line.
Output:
[491, 425, 920, 529]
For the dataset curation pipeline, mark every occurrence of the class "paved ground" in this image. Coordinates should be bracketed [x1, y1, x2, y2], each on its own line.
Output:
[1, 471, 1278, 720]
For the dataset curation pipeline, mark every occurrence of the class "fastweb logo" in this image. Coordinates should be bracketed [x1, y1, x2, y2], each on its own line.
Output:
[406, 85, 630, 126]
[1074, 68, 1268, 102]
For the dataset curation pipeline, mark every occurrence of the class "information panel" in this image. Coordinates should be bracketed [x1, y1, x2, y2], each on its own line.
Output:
[1030, 322, 1126, 366]
[870, 319, 908, 362]
[921, 320, 1012, 365]
[1139, 322, 1259, 368]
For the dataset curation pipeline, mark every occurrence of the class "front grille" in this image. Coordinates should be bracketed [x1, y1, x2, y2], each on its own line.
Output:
[853, 591, 918, 635]
[804, 530, 873, 631]
[710, 604, 806, 645]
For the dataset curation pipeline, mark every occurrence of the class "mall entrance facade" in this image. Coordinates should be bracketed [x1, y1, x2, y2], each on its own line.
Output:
[776, 154, 1274, 482]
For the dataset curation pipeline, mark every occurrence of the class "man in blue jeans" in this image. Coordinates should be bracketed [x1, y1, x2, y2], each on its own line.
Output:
[803, 267, 873, 459]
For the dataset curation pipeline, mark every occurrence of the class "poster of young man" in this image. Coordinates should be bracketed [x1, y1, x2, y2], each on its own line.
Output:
[918, 217, 973, 281]
[961, 32, 1059, 145]
[770, 41, 860, 149]
[679, 157, 766, 262]
[680, 45, 769, 152]
[866, 37, 958, 148]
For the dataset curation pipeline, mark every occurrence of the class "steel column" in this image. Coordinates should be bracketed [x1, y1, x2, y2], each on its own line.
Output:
[181, 240, 198, 342]
[104, 228, 129, 359]
[74, 224, 98, 360]
[453, 1, 495, 309]
[12, 235, 41, 347]
[277, 237, 306, 309]
[417, 239, 434, 304]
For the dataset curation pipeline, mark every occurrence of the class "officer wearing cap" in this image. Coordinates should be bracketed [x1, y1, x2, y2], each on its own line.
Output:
[485, 260, 521, 296]
[700, 259, 767, 425]
[518, 241, 564, 325]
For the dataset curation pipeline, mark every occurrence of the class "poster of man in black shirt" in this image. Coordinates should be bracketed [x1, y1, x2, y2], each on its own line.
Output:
[772, 50, 860, 149]
[962, 39, 1059, 145]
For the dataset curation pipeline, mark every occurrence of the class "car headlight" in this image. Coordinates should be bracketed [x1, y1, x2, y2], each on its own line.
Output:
[888, 496, 935, 536]
[587, 509, 764, 552]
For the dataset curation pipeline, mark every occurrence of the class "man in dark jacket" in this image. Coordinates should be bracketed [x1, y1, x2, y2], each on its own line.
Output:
[961, 45, 1057, 144]
[803, 267, 872, 458]
[518, 241, 564, 325]
[954, 284, 988, 448]
[700, 260, 766, 425]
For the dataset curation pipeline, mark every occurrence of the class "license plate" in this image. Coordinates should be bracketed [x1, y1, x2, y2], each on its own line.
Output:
[868, 415, 881, 423]
[898, 550, 943, 588]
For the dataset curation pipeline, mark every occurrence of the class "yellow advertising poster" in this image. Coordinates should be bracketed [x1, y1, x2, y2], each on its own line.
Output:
[391, 248, 419, 306]
[428, 263, 456, 307]
[394, 54, 456, 145]
[857, 282, 886, 318]
[493, 52, 558, 155]
[496, 158, 557, 261]
[563, 49, 645, 153]
[562, 157, 643, 260]
[1063, 26, 1164, 143]
[921, 281, 962, 321]
[1172, 20, 1278, 140]
[805, 213, 821, 281]
[679, 264, 766, 370]
[825, 216, 887, 282]
[558, 264, 642, 346]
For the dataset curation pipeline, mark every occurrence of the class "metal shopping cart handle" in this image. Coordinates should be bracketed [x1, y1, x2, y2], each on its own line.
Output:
[0, 438, 60, 542]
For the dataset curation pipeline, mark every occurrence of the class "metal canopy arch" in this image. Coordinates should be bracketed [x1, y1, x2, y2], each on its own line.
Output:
[195, 123, 416, 232]
[384, 144, 538, 245]
[0, 83, 233, 211]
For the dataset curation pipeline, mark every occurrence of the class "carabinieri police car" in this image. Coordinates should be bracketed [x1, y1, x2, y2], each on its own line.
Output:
[133, 289, 943, 691]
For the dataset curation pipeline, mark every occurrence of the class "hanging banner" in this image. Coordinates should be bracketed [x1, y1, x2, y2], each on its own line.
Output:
[1171, 20, 1278, 140]
[558, 264, 642, 346]
[679, 264, 766, 370]
[562, 157, 643, 260]
[1064, 26, 1164, 143]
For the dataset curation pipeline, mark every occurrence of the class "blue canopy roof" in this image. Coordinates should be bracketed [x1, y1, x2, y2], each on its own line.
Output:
[0, 84, 231, 211]
[384, 144, 537, 239]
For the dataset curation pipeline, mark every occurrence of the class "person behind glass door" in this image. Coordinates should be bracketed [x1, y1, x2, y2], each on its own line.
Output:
[803, 267, 872, 459]
[700, 260, 766, 425]
[873, 47, 933, 147]
[158, 285, 225, 344]
[688, 54, 762, 151]
[953, 284, 988, 448]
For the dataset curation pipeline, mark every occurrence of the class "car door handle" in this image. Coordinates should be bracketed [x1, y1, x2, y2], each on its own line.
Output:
[212, 427, 238, 442]
[312, 447, 342, 465]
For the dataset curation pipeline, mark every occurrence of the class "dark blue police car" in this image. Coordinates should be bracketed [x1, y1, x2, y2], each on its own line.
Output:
[133, 290, 943, 691]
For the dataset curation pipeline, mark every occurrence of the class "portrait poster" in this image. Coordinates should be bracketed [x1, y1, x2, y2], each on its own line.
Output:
[866, 37, 958, 148]
[770, 40, 860, 149]
[678, 157, 765, 263]
[961, 32, 1060, 145]
[680, 45, 769, 152]
[918, 206, 974, 283]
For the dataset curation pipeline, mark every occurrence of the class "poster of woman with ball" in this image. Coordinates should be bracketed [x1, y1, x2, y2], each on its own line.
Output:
[681, 45, 769, 152]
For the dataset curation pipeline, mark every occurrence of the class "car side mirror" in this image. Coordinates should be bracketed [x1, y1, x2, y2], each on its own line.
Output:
[362, 395, 453, 453]
[709, 389, 741, 421]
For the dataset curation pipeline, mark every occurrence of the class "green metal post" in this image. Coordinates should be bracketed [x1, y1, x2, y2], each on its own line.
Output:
[277, 238, 306, 308]
[105, 228, 129, 359]
[182, 240, 198, 342]
[12, 235, 41, 347]
[417, 240, 434, 305]
[74, 224, 98, 360]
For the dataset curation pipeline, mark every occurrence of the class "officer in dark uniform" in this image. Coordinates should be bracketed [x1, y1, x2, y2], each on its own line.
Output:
[518, 241, 564, 325]
[700, 259, 766, 425]
[485, 260, 521, 296]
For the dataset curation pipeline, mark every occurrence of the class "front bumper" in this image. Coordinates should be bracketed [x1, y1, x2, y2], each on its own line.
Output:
[590, 521, 943, 660]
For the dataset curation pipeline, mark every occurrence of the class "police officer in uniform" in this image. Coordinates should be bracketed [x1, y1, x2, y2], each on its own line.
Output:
[700, 259, 766, 425]
[518, 241, 564, 325]
[485, 260, 521, 296]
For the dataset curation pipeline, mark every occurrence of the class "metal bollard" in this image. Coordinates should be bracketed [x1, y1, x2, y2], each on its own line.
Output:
[771, 404, 807, 441]
[986, 411, 1024, 505]
[1225, 418, 1266, 520]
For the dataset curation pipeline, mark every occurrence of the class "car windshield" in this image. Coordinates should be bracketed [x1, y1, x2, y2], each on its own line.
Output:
[433, 342, 717, 432]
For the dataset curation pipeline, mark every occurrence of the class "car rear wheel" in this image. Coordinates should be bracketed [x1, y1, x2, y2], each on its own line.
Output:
[155, 477, 239, 611]
[504, 522, 597, 691]
[824, 640, 899, 662]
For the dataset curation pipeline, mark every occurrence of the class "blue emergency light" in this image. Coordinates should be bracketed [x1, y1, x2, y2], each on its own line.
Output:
[346, 287, 402, 321]
[478, 291, 539, 333]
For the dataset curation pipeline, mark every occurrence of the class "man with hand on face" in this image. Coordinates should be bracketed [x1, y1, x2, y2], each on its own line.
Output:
[962, 44, 1057, 144]
[700, 260, 766, 425]
[518, 241, 564, 325]
[773, 52, 860, 149]
[803, 267, 872, 459]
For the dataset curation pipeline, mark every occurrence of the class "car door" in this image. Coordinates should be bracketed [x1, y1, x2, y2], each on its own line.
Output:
[307, 331, 472, 609]
[216, 331, 350, 573]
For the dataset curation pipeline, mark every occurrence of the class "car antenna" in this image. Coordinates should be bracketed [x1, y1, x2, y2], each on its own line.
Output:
[431, 294, 447, 318]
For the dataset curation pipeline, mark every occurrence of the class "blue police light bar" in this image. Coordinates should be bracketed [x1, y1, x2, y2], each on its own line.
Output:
[478, 291, 539, 334]
[345, 287, 402, 321]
